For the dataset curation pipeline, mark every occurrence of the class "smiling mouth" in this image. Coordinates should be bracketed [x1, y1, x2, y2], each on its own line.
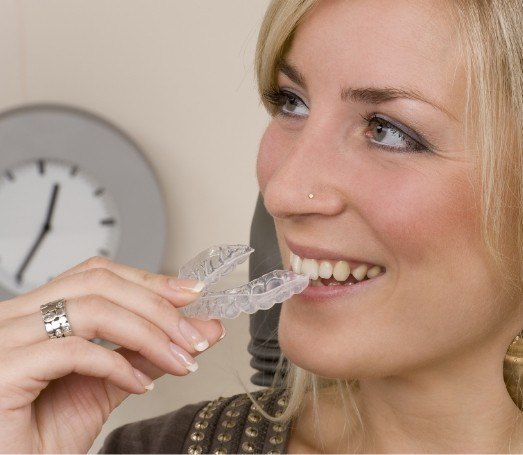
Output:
[289, 252, 386, 287]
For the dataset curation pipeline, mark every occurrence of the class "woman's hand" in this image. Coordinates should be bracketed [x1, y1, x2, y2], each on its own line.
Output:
[0, 256, 224, 453]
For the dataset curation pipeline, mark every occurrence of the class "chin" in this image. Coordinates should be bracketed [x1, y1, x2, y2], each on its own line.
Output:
[278, 304, 430, 381]
[278, 315, 374, 379]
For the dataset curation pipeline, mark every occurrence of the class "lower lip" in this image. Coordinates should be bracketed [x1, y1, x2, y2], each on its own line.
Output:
[296, 273, 385, 303]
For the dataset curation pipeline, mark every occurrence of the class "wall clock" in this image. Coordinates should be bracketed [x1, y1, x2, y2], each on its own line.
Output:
[0, 104, 167, 300]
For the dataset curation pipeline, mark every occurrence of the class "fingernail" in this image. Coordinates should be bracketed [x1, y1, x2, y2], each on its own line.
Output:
[179, 318, 209, 352]
[168, 278, 205, 293]
[170, 343, 199, 372]
[219, 322, 227, 340]
[133, 368, 154, 391]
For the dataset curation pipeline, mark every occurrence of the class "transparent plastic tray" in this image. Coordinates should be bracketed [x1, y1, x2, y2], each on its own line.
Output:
[178, 244, 308, 320]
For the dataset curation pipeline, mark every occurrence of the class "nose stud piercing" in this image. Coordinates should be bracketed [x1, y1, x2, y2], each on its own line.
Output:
[308, 193, 314, 199]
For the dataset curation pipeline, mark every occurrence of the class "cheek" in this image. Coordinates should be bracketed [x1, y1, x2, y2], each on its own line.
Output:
[367, 164, 480, 270]
[364, 164, 497, 345]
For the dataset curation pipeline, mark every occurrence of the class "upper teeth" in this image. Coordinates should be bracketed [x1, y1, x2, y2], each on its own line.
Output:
[290, 252, 384, 282]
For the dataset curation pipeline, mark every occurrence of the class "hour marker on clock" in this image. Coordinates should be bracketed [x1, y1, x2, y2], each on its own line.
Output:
[94, 187, 105, 197]
[100, 218, 116, 226]
[98, 248, 109, 256]
[5, 170, 14, 181]
[70, 165, 78, 176]
[38, 159, 45, 175]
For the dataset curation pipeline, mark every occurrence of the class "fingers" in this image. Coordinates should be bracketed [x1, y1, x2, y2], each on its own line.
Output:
[54, 255, 204, 307]
[1, 337, 152, 411]
[3, 254, 226, 391]
[117, 347, 167, 381]
[3, 297, 200, 376]
[53, 256, 226, 346]
[14, 268, 224, 355]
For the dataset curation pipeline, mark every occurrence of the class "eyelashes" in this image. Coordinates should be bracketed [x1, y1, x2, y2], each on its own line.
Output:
[262, 88, 309, 118]
[359, 113, 428, 153]
[262, 88, 431, 154]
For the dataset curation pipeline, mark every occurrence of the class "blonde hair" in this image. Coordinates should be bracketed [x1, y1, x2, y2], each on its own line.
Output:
[254, 0, 523, 446]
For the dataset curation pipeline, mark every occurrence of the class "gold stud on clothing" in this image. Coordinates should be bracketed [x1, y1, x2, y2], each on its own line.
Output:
[183, 389, 290, 454]
[190, 432, 205, 442]
[222, 419, 236, 429]
[270, 435, 284, 445]
[217, 433, 232, 443]
[277, 397, 288, 407]
[245, 427, 258, 438]
[194, 421, 208, 430]
[272, 424, 285, 433]
[247, 412, 262, 423]
[198, 410, 214, 419]
[241, 442, 255, 453]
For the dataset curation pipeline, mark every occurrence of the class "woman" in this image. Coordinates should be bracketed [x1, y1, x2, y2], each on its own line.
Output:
[256, 0, 523, 452]
[2, 0, 523, 452]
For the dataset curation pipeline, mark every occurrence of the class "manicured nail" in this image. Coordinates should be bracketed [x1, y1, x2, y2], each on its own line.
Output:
[179, 318, 209, 351]
[170, 343, 199, 372]
[133, 368, 154, 391]
[219, 322, 227, 340]
[168, 278, 205, 293]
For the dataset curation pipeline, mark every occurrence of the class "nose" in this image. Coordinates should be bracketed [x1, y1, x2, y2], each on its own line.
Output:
[261, 122, 347, 220]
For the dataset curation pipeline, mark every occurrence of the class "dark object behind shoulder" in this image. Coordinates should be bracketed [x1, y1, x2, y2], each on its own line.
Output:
[100, 388, 290, 454]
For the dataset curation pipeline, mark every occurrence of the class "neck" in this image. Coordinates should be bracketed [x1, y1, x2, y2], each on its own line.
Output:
[290, 341, 523, 453]
[357, 364, 522, 453]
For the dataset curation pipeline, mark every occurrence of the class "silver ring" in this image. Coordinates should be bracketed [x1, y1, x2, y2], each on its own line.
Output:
[40, 298, 72, 339]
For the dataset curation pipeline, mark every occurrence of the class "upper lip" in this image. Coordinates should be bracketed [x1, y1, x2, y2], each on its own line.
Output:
[285, 236, 384, 268]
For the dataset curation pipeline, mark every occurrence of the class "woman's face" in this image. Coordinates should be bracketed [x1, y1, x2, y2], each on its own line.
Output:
[257, 0, 521, 379]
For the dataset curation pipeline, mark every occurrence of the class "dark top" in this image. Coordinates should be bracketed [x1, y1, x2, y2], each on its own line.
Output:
[100, 388, 291, 454]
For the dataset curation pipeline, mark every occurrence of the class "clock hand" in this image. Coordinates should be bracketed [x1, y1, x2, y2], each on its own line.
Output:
[43, 182, 60, 229]
[15, 183, 60, 285]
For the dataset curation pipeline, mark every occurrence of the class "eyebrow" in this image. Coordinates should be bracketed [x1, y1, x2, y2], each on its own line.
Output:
[278, 61, 457, 122]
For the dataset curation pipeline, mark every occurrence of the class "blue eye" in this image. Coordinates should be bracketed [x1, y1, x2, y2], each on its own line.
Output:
[262, 89, 309, 118]
[361, 114, 428, 153]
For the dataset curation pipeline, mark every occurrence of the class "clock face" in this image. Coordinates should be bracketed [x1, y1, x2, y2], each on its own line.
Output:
[0, 158, 121, 294]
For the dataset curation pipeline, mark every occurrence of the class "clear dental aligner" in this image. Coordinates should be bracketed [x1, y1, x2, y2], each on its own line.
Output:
[178, 244, 309, 320]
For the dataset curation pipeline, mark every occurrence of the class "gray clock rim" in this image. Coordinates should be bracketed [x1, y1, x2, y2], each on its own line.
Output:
[0, 103, 167, 300]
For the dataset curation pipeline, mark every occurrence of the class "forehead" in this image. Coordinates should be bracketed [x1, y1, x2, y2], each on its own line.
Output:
[287, 0, 465, 114]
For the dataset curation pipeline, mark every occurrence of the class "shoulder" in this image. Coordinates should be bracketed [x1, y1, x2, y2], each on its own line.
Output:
[100, 388, 290, 454]
[99, 399, 208, 454]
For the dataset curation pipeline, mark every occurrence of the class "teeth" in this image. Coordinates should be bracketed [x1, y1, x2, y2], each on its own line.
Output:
[290, 252, 303, 274]
[332, 261, 350, 281]
[318, 261, 333, 279]
[301, 258, 319, 280]
[366, 265, 382, 279]
[289, 251, 385, 283]
[351, 264, 368, 281]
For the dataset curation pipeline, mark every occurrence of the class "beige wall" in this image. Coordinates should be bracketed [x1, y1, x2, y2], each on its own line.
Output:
[0, 0, 274, 451]
[0, 0, 271, 274]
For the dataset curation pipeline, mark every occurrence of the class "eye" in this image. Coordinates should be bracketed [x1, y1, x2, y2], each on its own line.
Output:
[262, 89, 309, 118]
[361, 114, 428, 153]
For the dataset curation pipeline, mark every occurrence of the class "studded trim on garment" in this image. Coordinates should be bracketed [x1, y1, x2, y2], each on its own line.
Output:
[183, 388, 290, 454]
